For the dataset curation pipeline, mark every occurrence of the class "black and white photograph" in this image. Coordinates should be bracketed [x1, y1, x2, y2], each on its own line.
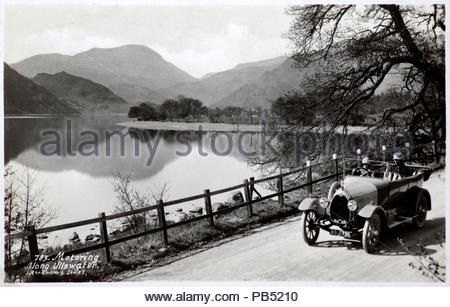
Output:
[0, 0, 448, 298]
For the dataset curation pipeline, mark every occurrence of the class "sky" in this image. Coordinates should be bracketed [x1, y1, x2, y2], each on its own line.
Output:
[4, 4, 293, 78]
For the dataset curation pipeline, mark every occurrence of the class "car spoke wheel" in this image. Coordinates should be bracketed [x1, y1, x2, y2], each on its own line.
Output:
[413, 193, 427, 229]
[362, 214, 381, 254]
[301, 210, 320, 245]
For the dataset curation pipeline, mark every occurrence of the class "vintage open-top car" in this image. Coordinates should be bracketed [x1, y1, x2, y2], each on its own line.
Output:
[298, 154, 432, 253]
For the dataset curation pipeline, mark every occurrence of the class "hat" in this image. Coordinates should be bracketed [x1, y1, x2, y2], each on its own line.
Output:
[393, 152, 404, 160]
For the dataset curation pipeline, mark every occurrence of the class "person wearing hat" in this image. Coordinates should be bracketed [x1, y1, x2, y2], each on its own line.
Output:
[352, 156, 373, 176]
[393, 152, 412, 178]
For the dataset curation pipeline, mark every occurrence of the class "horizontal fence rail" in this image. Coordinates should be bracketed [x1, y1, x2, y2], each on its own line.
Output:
[6, 152, 418, 273]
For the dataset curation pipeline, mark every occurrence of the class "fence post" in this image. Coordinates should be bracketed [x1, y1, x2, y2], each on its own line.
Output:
[405, 142, 410, 163]
[98, 212, 111, 263]
[249, 177, 255, 199]
[306, 160, 313, 195]
[432, 140, 437, 163]
[277, 175, 284, 205]
[333, 154, 339, 182]
[204, 189, 214, 227]
[243, 179, 253, 217]
[25, 225, 39, 263]
[157, 200, 169, 245]
[356, 148, 361, 166]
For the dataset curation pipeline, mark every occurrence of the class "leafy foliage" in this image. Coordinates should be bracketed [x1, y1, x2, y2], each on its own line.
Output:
[128, 96, 269, 124]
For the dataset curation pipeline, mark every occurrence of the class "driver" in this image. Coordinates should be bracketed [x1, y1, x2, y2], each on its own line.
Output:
[352, 156, 372, 176]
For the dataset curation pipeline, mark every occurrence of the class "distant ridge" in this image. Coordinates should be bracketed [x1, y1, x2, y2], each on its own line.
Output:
[11, 44, 197, 103]
[10, 46, 398, 111]
[32, 71, 127, 112]
[233, 56, 288, 70]
[3, 63, 79, 115]
[159, 56, 303, 108]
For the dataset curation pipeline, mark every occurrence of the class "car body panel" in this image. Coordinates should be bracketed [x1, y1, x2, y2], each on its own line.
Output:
[357, 204, 385, 219]
[341, 177, 379, 209]
[298, 197, 326, 215]
[298, 160, 431, 234]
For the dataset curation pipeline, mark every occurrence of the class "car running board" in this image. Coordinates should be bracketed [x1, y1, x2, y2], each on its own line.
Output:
[388, 215, 417, 229]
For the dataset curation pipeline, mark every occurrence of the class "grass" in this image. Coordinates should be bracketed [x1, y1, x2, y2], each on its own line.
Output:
[5, 173, 333, 283]
[6, 194, 305, 282]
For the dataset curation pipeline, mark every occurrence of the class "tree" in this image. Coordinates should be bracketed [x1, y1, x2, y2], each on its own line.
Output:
[208, 107, 223, 123]
[177, 96, 192, 118]
[4, 166, 19, 268]
[128, 106, 139, 119]
[285, 5, 445, 157]
[4, 166, 56, 267]
[161, 99, 180, 120]
[111, 173, 169, 233]
[271, 94, 316, 125]
[128, 103, 159, 121]
[140, 103, 159, 121]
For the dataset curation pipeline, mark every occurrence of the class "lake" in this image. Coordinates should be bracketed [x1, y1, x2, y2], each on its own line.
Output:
[6, 115, 401, 247]
[4, 115, 274, 243]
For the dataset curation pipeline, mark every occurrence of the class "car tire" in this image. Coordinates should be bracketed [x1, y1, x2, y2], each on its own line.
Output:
[412, 191, 428, 229]
[362, 213, 381, 254]
[301, 210, 320, 245]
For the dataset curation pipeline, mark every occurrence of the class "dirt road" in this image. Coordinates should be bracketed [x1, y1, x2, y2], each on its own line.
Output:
[122, 170, 445, 282]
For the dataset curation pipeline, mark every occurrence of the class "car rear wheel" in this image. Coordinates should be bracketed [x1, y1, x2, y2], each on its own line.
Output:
[412, 192, 427, 229]
[301, 210, 320, 245]
[362, 213, 381, 254]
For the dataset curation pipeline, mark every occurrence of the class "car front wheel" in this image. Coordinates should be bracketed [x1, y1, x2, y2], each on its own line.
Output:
[301, 210, 320, 245]
[362, 213, 381, 254]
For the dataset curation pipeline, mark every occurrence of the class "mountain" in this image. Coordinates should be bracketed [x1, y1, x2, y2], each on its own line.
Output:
[159, 56, 291, 107]
[11, 45, 197, 103]
[10, 47, 400, 111]
[3, 63, 79, 115]
[213, 58, 313, 108]
[160, 57, 305, 108]
[32, 71, 127, 112]
[165, 56, 399, 109]
[232, 56, 287, 70]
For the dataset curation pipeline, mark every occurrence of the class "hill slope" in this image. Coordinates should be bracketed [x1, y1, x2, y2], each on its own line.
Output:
[161, 57, 306, 108]
[32, 71, 127, 112]
[11, 45, 197, 103]
[213, 59, 311, 108]
[3, 63, 79, 115]
[159, 56, 291, 107]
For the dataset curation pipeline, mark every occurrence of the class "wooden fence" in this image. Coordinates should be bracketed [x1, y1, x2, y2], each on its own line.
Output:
[5, 156, 346, 273]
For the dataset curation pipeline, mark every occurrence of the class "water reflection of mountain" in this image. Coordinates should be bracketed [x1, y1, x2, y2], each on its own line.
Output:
[5, 117, 65, 163]
[5, 116, 263, 180]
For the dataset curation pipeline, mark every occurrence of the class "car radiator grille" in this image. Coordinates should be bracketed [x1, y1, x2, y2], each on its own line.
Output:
[330, 195, 350, 223]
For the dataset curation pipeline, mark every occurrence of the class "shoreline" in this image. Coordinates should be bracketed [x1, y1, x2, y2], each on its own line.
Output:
[116, 121, 264, 132]
[116, 120, 376, 133]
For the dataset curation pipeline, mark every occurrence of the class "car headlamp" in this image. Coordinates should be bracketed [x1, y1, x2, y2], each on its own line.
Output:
[347, 200, 358, 211]
[319, 197, 329, 208]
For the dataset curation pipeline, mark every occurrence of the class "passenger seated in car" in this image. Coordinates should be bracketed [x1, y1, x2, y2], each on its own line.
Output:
[383, 167, 399, 181]
[383, 152, 411, 181]
[393, 152, 412, 178]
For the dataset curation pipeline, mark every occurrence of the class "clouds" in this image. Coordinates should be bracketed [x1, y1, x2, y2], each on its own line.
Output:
[12, 27, 125, 60]
[151, 23, 287, 77]
[5, 5, 290, 77]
